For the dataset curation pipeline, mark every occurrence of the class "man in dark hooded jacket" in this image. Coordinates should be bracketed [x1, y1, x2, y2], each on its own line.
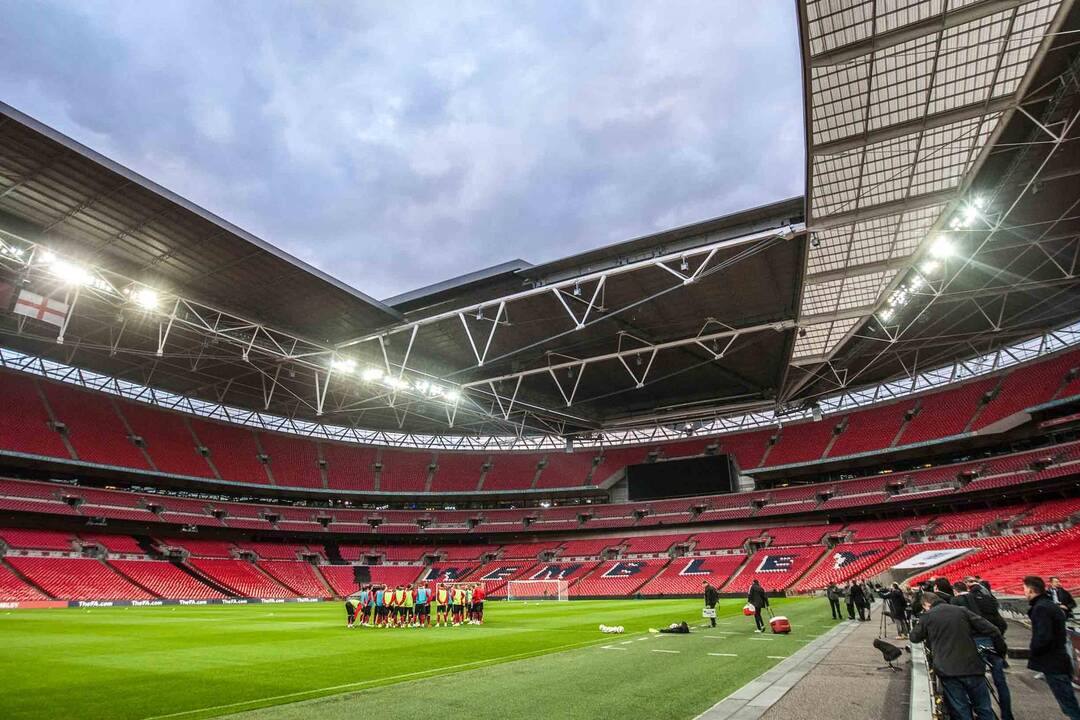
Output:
[1025, 576, 1080, 719]
[702, 581, 720, 627]
[748, 579, 768, 633]
[910, 592, 1005, 720]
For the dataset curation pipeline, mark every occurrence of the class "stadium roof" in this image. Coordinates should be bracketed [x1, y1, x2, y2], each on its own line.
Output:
[1, 0, 1078, 443]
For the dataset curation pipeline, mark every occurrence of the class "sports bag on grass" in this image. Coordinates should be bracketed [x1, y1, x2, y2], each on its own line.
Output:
[702, 607, 717, 618]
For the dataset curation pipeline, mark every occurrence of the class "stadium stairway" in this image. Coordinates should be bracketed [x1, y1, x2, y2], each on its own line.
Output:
[718, 553, 755, 591]
[171, 560, 238, 597]
[322, 541, 346, 565]
[312, 566, 336, 597]
[0, 556, 53, 598]
[249, 561, 299, 596]
[103, 559, 162, 598]
[135, 535, 166, 559]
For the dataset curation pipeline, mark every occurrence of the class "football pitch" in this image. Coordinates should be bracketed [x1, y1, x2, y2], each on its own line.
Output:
[0, 597, 833, 720]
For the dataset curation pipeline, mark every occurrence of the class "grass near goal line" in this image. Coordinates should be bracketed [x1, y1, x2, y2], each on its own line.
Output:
[0, 597, 834, 720]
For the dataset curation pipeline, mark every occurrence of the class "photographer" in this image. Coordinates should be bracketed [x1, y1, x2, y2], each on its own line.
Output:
[1024, 576, 1080, 719]
[951, 581, 1013, 720]
[910, 592, 1006, 720]
[702, 581, 719, 628]
[826, 582, 842, 621]
[881, 582, 910, 639]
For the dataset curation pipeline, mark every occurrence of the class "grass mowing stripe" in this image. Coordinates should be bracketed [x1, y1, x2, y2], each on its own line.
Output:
[143, 634, 639, 720]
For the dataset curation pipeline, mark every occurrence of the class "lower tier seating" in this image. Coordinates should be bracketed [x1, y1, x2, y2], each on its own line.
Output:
[570, 559, 667, 597]
[638, 554, 748, 596]
[724, 545, 827, 593]
[109, 560, 226, 599]
[258, 561, 331, 597]
[6, 557, 154, 600]
[0, 562, 47, 600]
[186, 558, 295, 598]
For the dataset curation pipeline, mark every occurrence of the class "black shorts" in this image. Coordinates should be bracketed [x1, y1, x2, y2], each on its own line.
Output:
[451, 604, 462, 612]
[473, 602, 484, 612]
[346, 608, 355, 621]
[437, 604, 448, 613]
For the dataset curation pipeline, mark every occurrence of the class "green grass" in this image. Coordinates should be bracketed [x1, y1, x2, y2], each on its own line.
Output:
[0, 598, 835, 720]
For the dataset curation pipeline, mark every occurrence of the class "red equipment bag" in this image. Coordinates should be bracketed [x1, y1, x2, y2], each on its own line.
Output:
[769, 613, 791, 634]
[742, 603, 755, 616]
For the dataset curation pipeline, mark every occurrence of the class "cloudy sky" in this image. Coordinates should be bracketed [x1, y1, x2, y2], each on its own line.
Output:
[0, 1, 804, 301]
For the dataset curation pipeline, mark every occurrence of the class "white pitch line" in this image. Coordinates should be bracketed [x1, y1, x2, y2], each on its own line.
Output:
[619, 640, 633, 644]
[767, 656, 789, 659]
[601, 646, 627, 650]
[651, 649, 680, 654]
[708, 653, 738, 657]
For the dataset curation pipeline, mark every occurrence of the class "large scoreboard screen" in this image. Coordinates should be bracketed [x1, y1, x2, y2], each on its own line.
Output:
[626, 454, 737, 501]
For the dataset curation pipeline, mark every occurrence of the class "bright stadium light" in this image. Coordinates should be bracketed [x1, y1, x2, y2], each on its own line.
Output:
[443, 389, 460, 403]
[130, 287, 159, 310]
[332, 358, 357, 373]
[929, 236, 954, 260]
[877, 307, 895, 323]
[361, 367, 384, 382]
[920, 259, 941, 275]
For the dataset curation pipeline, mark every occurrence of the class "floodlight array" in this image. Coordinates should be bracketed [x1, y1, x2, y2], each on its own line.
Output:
[331, 358, 461, 404]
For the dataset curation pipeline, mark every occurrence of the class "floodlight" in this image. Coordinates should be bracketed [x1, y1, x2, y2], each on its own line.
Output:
[39, 249, 56, 263]
[929, 236, 954, 260]
[572, 283, 581, 297]
[878, 308, 895, 323]
[361, 367, 384, 382]
[443, 389, 460, 403]
[332, 358, 357, 373]
[414, 380, 431, 394]
[131, 287, 159, 310]
[920, 259, 941, 275]
[909, 275, 925, 291]
[383, 375, 407, 390]
[50, 259, 95, 286]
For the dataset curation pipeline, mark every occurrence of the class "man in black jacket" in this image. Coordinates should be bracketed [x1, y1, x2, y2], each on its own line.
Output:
[910, 592, 1005, 720]
[702, 581, 720, 627]
[1024, 576, 1080, 719]
[748, 579, 768, 633]
[850, 581, 868, 621]
[826, 583, 842, 620]
[951, 582, 1013, 720]
[1049, 576, 1077, 619]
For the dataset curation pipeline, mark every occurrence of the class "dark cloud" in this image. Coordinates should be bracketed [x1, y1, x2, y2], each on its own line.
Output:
[0, 0, 804, 300]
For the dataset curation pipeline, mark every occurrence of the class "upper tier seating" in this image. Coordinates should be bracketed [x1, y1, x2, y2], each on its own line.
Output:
[766, 420, 837, 466]
[109, 559, 226, 599]
[321, 442, 377, 491]
[187, 558, 295, 598]
[439, 545, 497, 561]
[536, 452, 596, 488]
[898, 378, 995, 445]
[639, 554, 747, 595]
[724, 545, 827, 592]
[0, 371, 71, 459]
[827, 401, 911, 458]
[973, 350, 1080, 430]
[41, 383, 149, 469]
[119, 401, 215, 478]
[717, 429, 772, 470]
[258, 432, 322, 489]
[429, 453, 485, 492]
[479, 454, 542, 491]
[571, 558, 667, 597]
[424, 563, 481, 582]
[1015, 497, 1080, 528]
[6, 557, 154, 600]
[189, 419, 268, 484]
[378, 449, 431, 492]
[157, 539, 236, 558]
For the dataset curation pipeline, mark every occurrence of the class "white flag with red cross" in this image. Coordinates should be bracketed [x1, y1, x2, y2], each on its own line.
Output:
[13, 289, 69, 327]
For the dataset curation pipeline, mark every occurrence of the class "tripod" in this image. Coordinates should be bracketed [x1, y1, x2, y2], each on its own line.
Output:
[878, 604, 893, 639]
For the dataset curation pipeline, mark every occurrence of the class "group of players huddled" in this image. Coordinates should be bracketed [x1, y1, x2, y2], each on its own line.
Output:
[344, 582, 486, 628]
